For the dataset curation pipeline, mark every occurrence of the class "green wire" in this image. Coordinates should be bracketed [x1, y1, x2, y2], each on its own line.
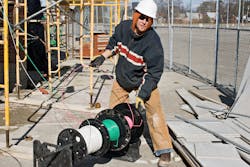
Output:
[18, 42, 47, 82]
[102, 119, 120, 147]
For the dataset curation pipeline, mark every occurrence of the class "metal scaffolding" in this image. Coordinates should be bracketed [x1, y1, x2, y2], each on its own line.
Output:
[0, 0, 10, 148]
[15, 0, 28, 99]
[0, 0, 128, 148]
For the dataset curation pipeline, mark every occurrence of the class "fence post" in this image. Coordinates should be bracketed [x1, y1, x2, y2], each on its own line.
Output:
[233, 0, 242, 97]
[213, 0, 220, 86]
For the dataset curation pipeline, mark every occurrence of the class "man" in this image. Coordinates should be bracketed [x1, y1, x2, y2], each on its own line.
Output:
[90, 0, 173, 166]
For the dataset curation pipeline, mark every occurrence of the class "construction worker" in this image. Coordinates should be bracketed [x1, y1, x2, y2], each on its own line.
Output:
[90, 0, 173, 166]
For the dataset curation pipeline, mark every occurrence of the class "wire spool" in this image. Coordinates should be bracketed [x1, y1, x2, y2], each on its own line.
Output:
[57, 128, 87, 165]
[95, 109, 131, 151]
[77, 125, 103, 155]
[79, 119, 110, 156]
[124, 116, 134, 129]
[102, 119, 120, 142]
[113, 103, 144, 143]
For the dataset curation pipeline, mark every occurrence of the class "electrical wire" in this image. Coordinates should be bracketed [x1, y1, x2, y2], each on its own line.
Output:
[0, 148, 22, 167]
[77, 125, 103, 154]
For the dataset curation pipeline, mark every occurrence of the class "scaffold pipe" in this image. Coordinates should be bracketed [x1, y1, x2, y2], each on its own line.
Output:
[15, 0, 65, 27]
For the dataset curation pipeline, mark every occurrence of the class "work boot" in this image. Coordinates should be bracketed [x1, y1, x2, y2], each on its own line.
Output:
[157, 153, 173, 167]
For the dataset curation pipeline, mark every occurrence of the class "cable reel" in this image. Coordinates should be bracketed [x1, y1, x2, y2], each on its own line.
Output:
[79, 119, 110, 156]
[113, 103, 144, 143]
[56, 103, 144, 165]
[95, 109, 131, 151]
[57, 128, 88, 165]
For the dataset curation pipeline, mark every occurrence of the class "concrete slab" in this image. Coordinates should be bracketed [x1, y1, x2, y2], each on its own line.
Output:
[180, 141, 249, 167]
[176, 88, 215, 119]
[0, 64, 231, 167]
[168, 120, 240, 142]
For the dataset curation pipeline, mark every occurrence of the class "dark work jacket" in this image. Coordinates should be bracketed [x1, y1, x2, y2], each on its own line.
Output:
[106, 20, 164, 101]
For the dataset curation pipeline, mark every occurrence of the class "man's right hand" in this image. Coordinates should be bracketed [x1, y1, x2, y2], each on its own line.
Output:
[89, 55, 105, 67]
[135, 97, 145, 109]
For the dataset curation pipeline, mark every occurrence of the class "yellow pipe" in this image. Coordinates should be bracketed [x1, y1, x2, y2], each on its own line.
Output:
[4, 0, 10, 148]
[22, 0, 28, 63]
[80, 0, 84, 65]
[56, 4, 61, 78]
[15, 0, 28, 99]
[117, 0, 120, 24]
[15, 0, 20, 98]
[69, 3, 118, 7]
[89, 0, 94, 107]
[19, 0, 28, 63]
[124, 0, 128, 20]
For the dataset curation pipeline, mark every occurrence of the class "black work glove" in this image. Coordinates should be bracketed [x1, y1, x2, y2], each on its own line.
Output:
[89, 55, 105, 67]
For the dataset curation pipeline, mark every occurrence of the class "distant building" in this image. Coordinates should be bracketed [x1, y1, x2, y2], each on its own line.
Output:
[186, 12, 203, 20]
[207, 12, 216, 20]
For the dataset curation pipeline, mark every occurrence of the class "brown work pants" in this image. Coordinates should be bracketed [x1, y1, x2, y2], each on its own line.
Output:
[109, 80, 173, 152]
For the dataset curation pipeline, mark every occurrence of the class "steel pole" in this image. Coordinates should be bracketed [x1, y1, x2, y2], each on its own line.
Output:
[226, 0, 229, 28]
[188, 0, 193, 74]
[233, 0, 242, 96]
[213, 0, 220, 86]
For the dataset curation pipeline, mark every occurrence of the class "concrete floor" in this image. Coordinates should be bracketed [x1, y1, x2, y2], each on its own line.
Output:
[0, 59, 228, 167]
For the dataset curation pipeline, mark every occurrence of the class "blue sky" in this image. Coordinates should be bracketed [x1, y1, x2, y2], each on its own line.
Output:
[182, 0, 209, 9]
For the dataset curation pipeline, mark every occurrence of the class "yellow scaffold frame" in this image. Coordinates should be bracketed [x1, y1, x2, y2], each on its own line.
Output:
[13, 0, 129, 101]
[15, 0, 28, 99]
[66, 0, 128, 105]
[44, 0, 128, 98]
[46, 0, 69, 92]
[0, 0, 10, 148]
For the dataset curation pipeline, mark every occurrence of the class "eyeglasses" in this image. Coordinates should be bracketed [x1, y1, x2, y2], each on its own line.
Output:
[138, 14, 150, 22]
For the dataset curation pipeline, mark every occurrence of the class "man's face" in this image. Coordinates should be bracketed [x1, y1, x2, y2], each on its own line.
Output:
[135, 13, 152, 34]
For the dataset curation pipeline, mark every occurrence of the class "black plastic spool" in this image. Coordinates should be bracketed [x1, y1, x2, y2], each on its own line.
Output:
[57, 128, 87, 164]
[95, 109, 131, 151]
[79, 118, 110, 156]
[113, 103, 144, 143]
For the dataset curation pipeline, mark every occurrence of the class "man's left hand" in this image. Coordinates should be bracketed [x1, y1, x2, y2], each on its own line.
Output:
[89, 55, 105, 67]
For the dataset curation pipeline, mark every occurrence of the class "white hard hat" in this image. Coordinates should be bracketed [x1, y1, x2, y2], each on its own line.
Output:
[135, 0, 157, 19]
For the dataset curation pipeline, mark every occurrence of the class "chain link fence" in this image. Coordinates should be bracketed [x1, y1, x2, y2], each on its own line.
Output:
[152, 0, 250, 98]
[69, 0, 249, 98]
